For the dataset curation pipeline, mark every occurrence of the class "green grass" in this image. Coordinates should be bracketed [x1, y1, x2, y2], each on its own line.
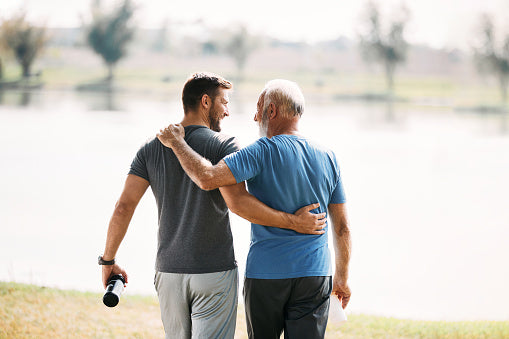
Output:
[1, 282, 507, 339]
[0, 282, 163, 339]
[331, 314, 509, 339]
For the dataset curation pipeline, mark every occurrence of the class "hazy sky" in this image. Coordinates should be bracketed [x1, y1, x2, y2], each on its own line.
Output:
[3, 0, 509, 50]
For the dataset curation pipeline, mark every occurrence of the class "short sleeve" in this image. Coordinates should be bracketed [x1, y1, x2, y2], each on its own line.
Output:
[216, 136, 241, 163]
[223, 139, 267, 183]
[330, 176, 346, 204]
[128, 145, 149, 182]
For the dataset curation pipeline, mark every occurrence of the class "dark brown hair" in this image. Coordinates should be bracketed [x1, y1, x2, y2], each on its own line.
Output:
[182, 72, 232, 113]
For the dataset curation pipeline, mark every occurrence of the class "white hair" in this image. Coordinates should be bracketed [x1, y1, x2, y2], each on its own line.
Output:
[262, 79, 305, 118]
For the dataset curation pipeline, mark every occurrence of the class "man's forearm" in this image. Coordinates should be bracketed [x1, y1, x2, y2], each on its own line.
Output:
[170, 140, 226, 190]
[101, 206, 133, 289]
[103, 202, 136, 260]
[221, 185, 295, 228]
[157, 125, 236, 190]
[165, 138, 237, 190]
[333, 222, 351, 281]
[219, 183, 326, 234]
[101, 175, 148, 288]
[330, 204, 351, 281]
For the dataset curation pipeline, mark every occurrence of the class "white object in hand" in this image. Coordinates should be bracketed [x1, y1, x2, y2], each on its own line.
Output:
[336, 306, 347, 322]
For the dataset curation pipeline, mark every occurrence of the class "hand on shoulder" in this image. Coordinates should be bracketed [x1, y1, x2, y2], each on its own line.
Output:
[157, 124, 185, 148]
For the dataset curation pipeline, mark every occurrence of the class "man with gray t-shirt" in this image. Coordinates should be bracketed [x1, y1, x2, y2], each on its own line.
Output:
[99, 73, 327, 339]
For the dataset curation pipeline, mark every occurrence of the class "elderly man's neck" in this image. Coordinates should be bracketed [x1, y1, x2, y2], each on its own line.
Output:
[267, 118, 301, 138]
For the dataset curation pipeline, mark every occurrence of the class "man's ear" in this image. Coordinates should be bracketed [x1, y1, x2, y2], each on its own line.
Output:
[268, 102, 278, 120]
[201, 94, 210, 109]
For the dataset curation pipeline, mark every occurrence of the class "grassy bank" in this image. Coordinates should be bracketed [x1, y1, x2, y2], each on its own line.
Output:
[1, 282, 507, 339]
[2, 46, 508, 108]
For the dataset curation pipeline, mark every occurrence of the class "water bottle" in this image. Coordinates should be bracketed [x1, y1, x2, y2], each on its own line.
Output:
[103, 274, 125, 307]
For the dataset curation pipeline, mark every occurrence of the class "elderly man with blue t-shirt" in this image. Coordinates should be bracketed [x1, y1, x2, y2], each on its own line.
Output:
[157, 79, 351, 339]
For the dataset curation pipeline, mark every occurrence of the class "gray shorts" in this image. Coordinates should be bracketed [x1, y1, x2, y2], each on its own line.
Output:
[155, 268, 238, 339]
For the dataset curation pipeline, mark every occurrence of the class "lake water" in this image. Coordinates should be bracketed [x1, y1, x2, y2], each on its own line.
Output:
[0, 89, 508, 321]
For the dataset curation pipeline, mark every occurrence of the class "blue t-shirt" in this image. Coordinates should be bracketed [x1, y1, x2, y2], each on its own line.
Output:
[223, 134, 346, 279]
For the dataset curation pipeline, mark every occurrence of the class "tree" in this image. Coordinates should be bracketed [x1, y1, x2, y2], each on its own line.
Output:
[225, 26, 256, 82]
[473, 14, 509, 105]
[0, 12, 47, 78]
[86, 0, 135, 81]
[359, 2, 409, 96]
[152, 19, 169, 53]
[0, 37, 5, 80]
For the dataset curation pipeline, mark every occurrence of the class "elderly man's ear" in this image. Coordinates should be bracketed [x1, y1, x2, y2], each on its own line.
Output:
[267, 102, 278, 119]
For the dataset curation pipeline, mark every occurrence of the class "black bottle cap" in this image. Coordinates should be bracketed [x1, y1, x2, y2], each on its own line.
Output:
[103, 293, 120, 307]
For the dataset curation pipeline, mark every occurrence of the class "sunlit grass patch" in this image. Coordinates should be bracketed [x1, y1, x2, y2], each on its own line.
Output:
[0, 282, 163, 338]
[328, 314, 509, 339]
[1, 282, 508, 339]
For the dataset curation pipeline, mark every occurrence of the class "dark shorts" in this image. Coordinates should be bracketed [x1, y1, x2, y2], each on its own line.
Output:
[243, 276, 332, 339]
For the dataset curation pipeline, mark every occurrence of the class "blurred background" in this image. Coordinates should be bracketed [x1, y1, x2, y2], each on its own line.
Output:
[0, 0, 508, 322]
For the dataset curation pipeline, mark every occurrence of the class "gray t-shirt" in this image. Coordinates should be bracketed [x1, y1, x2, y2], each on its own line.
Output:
[129, 125, 240, 274]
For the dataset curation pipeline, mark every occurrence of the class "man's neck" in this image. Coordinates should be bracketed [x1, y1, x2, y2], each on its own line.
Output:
[180, 111, 209, 129]
[267, 119, 300, 138]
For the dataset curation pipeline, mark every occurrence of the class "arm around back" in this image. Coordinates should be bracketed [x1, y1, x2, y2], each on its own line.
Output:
[157, 124, 237, 190]
[219, 182, 327, 235]
[196, 160, 237, 191]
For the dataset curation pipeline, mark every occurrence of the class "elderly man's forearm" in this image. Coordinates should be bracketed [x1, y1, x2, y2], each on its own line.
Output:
[168, 138, 237, 190]
[171, 140, 219, 190]
[329, 203, 351, 281]
[334, 227, 351, 281]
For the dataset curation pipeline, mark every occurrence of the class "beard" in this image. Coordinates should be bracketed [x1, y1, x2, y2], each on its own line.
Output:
[210, 115, 221, 132]
[208, 104, 222, 132]
[258, 109, 269, 137]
